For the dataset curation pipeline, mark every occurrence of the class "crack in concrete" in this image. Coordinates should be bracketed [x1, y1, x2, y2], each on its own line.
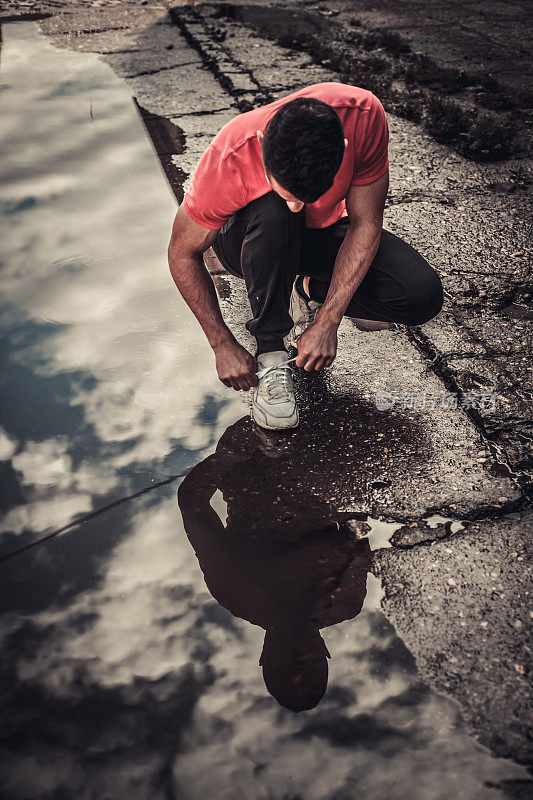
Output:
[389, 531, 459, 551]
[170, 10, 272, 113]
[96, 48, 143, 55]
[430, 348, 530, 359]
[366, 490, 528, 529]
[123, 60, 202, 79]
[50, 25, 132, 36]
[405, 325, 531, 494]
[169, 106, 234, 117]
[0, 11, 51, 25]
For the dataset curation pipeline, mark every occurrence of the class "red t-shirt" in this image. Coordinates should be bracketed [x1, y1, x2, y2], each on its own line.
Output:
[183, 82, 389, 230]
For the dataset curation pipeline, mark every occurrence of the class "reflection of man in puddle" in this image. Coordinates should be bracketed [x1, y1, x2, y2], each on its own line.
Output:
[178, 418, 371, 712]
[168, 82, 443, 430]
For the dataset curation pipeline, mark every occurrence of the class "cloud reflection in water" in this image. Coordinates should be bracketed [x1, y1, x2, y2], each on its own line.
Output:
[0, 22, 243, 543]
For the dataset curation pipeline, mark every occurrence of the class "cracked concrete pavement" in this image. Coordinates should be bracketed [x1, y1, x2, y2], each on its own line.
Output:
[2, 0, 532, 774]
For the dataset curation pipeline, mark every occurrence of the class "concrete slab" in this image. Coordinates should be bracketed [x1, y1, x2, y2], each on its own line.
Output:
[39, 17, 188, 57]
[205, 17, 339, 90]
[39, 4, 168, 37]
[375, 508, 533, 764]
[41, 28, 145, 54]
[220, 69, 258, 94]
[168, 108, 237, 138]
[105, 42, 203, 78]
[461, 309, 533, 355]
[125, 61, 234, 117]
[105, 25, 201, 77]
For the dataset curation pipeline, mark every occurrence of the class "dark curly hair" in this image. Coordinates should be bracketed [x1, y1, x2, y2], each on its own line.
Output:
[261, 97, 345, 203]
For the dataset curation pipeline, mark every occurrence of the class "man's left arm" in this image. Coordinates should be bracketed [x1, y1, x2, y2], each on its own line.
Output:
[295, 169, 389, 371]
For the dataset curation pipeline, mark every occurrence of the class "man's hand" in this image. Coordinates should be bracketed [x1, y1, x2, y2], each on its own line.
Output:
[294, 171, 389, 373]
[214, 338, 258, 391]
[295, 319, 337, 371]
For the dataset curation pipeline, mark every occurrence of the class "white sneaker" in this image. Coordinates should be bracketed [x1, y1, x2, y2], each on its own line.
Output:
[251, 350, 299, 430]
[285, 278, 322, 349]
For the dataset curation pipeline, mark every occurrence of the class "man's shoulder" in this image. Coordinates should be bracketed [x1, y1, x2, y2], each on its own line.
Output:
[207, 105, 266, 160]
[204, 83, 382, 165]
[298, 81, 375, 105]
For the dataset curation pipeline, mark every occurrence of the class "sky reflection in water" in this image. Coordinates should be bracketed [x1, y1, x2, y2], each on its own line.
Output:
[0, 22, 242, 546]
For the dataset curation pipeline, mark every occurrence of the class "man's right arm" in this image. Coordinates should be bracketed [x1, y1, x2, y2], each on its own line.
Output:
[168, 204, 258, 392]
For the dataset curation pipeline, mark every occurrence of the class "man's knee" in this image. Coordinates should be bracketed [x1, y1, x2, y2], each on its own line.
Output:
[403, 265, 444, 325]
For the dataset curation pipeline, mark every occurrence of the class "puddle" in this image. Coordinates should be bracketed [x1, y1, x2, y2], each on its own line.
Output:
[0, 21, 244, 551]
[425, 513, 465, 534]
[0, 20, 529, 800]
[1, 410, 527, 799]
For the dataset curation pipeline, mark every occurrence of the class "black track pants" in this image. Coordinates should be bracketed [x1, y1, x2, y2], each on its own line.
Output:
[212, 190, 443, 354]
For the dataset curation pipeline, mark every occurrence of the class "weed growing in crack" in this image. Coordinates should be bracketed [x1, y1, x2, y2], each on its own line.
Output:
[362, 30, 411, 55]
[387, 89, 424, 123]
[424, 96, 470, 140]
[462, 115, 512, 161]
[424, 97, 512, 161]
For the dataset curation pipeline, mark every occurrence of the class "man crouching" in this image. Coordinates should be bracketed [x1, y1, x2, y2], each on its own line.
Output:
[168, 82, 443, 430]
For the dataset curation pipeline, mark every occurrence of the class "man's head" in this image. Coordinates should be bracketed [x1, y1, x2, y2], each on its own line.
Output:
[257, 97, 347, 211]
[260, 626, 330, 712]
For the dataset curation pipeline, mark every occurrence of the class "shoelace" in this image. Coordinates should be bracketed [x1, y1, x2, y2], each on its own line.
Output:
[254, 357, 296, 403]
[255, 356, 297, 380]
[263, 365, 293, 402]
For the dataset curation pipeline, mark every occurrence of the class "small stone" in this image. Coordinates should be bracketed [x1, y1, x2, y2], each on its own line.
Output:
[480, 620, 488, 628]
[447, 577, 457, 587]
[514, 664, 528, 676]
[498, 496, 509, 502]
